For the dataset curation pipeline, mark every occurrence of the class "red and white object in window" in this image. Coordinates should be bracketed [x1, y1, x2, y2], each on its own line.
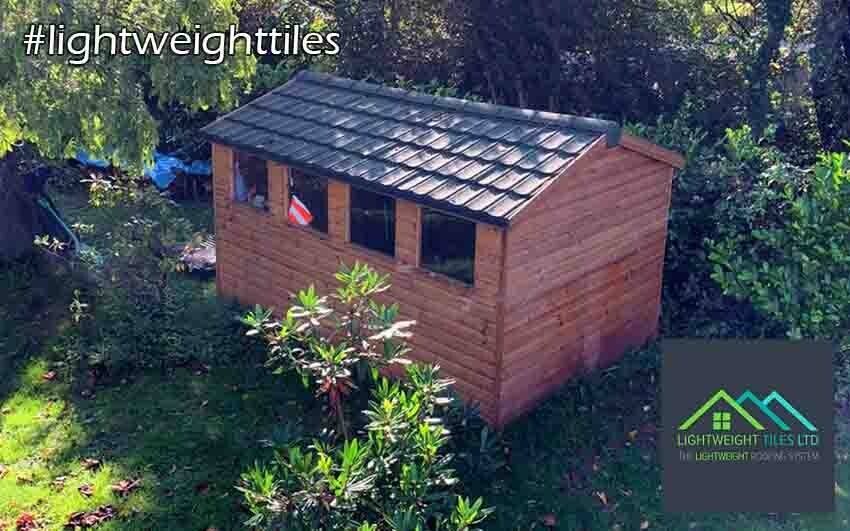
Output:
[288, 195, 313, 226]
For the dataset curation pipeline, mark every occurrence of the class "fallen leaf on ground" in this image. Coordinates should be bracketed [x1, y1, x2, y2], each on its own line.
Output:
[81, 458, 101, 471]
[541, 513, 557, 527]
[200, 400, 209, 408]
[66, 506, 115, 528]
[15, 513, 37, 531]
[78, 484, 94, 497]
[110, 478, 141, 497]
[42, 371, 56, 381]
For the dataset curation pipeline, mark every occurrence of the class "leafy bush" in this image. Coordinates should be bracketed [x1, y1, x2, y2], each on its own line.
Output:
[709, 148, 850, 341]
[43, 184, 255, 378]
[238, 263, 491, 530]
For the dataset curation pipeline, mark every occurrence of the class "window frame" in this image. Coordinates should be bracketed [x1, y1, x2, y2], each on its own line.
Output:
[232, 150, 270, 211]
[349, 185, 397, 257]
[419, 207, 476, 286]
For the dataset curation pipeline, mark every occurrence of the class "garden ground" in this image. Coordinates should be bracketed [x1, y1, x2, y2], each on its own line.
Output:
[1, 189, 848, 530]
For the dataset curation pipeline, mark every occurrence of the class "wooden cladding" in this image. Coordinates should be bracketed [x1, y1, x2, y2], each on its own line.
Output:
[211, 140, 676, 427]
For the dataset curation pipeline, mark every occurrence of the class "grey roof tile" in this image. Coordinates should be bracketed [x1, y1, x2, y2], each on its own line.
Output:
[466, 189, 505, 211]
[513, 173, 551, 195]
[428, 131, 467, 150]
[457, 139, 498, 158]
[435, 157, 474, 177]
[478, 143, 517, 162]
[454, 160, 491, 181]
[490, 169, 531, 191]
[400, 149, 438, 169]
[395, 171, 431, 191]
[486, 192, 527, 218]
[447, 184, 487, 206]
[429, 179, 468, 201]
[202, 71, 617, 225]
[421, 153, 455, 172]
[534, 152, 574, 174]
[411, 174, 449, 196]
[379, 167, 418, 187]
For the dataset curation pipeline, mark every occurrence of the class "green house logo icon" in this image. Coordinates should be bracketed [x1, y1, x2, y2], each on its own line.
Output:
[679, 389, 816, 432]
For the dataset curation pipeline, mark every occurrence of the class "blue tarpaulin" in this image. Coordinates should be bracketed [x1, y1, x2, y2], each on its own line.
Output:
[73, 150, 111, 169]
[73, 149, 212, 190]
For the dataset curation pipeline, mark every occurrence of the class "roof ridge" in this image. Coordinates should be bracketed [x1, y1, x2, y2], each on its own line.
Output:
[294, 70, 621, 144]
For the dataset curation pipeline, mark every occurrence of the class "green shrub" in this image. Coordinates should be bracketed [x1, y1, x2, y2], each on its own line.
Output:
[709, 148, 850, 341]
[44, 185, 255, 377]
[238, 263, 491, 530]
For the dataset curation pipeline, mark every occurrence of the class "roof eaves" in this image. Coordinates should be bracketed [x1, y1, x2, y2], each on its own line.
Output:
[201, 130, 512, 227]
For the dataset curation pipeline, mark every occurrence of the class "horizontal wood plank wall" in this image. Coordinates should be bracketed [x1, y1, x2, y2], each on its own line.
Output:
[498, 141, 674, 426]
[212, 145, 504, 421]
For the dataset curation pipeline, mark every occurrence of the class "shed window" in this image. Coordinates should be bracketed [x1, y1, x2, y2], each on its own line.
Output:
[421, 209, 475, 285]
[289, 169, 328, 233]
[350, 187, 395, 256]
[234, 151, 269, 210]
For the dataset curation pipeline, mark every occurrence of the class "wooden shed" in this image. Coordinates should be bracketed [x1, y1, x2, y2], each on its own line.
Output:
[200, 71, 684, 427]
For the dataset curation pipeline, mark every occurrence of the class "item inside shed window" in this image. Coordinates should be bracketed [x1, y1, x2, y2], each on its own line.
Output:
[288, 169, 328, 233]
[350, 187, 396, 256]
[233, 151, 269, 210]
[421, 209, 476, 285]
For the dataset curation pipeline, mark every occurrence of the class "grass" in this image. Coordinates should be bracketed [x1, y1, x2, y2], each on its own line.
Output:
[2, 189, 849, 529]
[0, 357, 315, 530]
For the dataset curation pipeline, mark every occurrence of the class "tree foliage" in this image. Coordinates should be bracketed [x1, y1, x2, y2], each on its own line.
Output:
[0, 0, 256, 170]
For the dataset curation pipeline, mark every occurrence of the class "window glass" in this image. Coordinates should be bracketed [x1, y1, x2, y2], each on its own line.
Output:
[289, 169, 328, 233]
[233, 151, 269, 210]
[421, 209, 475, 285]
[350, 187, 395, 256]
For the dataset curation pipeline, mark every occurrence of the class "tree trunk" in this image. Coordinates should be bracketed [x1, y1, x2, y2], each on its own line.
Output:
[747, 0, 793, 140]
[810, 0, 850, 151]
[0, 152, 46, 261]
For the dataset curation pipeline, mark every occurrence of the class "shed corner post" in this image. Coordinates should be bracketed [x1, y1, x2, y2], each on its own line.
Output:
[473, 222, 509, 427]
[211, 143, 234, 297]
[211, 143, 235, 203]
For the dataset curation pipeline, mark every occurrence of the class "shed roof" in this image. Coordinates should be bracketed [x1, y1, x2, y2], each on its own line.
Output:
[202, 71, 671, 226]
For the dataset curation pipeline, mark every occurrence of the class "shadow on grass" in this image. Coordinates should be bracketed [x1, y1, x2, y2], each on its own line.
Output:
[0, 254, 75, 406]
[0, 256, 320, 530]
